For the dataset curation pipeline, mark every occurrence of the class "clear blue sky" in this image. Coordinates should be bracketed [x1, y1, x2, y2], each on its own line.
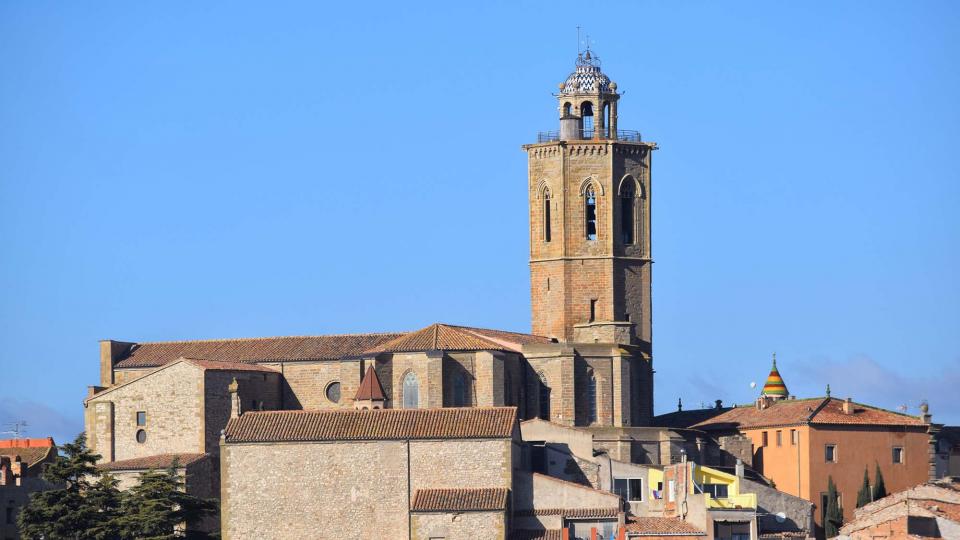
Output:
[2, 1, 958, 443]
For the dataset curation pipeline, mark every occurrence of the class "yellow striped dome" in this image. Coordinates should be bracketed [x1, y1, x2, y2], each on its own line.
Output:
[761, 354, 789, 397]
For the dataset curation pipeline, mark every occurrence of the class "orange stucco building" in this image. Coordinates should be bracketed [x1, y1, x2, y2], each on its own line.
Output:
[691, 361, 935, 538]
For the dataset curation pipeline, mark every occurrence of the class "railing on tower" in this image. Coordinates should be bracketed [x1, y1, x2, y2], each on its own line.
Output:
[536, 129, 641, 143]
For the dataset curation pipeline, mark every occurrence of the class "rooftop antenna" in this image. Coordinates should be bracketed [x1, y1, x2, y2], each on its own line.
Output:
[897, 404, 909, 413]
[2, 421, 28, 439]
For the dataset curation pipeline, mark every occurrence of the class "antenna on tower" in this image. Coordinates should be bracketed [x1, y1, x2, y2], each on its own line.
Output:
[576, 26, 582, 55]
[2, 421, 28, 439]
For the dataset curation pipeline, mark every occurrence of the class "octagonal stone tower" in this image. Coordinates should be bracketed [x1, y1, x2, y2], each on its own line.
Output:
[523, 49, 658, 354]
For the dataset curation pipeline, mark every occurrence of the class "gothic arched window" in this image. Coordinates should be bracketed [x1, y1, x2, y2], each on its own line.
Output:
[620, 180, 636, 245]
[563, 102, 572, 117]
[538, 371, 551, 421]
[542, 187, 552, 243]
[402, 372, 419, 409]
[585, 186, 598, 241]
[453, 372, 468, 407]
[585, 373, 598, 425]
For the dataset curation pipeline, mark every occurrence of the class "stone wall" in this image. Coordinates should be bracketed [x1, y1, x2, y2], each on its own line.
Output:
[410, 511, 506, 540]
[87, 362, 205, 462]
[221, 437, 514, 540]
[203, 370, 281, 453]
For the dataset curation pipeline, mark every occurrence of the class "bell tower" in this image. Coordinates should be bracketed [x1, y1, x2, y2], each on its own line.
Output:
[524, 49, 657, 353]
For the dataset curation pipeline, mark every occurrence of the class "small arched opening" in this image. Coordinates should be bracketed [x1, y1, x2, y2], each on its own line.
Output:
[581, 101, 594, 138]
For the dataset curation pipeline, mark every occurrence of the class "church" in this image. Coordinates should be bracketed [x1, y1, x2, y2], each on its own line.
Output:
[80, 48, 940, 540]
[82, 47, 671, 540]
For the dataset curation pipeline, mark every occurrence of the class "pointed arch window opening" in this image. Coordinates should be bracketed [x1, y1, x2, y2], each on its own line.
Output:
[585, 186, 598, 241]
[585, 373, 598, 425]
[402, 372, 419, 409]
[543, 188, 552, 243]
[603, 102, 611, 138]
[538, 371, 551, 421]
[620, 182, 635, 246]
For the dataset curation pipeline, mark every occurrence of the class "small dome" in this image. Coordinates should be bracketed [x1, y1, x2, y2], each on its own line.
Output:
[560, 51, 613, 95]
[761, 354, 789, 398]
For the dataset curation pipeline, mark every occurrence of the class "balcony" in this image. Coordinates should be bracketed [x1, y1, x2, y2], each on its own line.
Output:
[536, 129, 641, 144]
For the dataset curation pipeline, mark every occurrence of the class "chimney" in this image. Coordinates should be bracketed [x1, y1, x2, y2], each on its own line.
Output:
[843, 397, 854, 414]
[229, 378, 241, 419]
[735, 458, 744, 479]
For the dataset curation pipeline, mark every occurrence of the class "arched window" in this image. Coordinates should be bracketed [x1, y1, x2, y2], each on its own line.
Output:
[603, 102, 611, 138]
[453, 372, 468, 407]
[585, 186, 598, 241]
[585, 373, 598, 424]
[538, 371, 551, 421]
[402, 372, 419, 409]
[542, 187, 552, 243]
[562, 102, 572, 117]
[620, 181, 635, 245]
[581, 102, 594, 138]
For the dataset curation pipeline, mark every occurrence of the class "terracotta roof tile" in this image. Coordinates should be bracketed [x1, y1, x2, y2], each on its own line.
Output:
[113, 333, 404, 369]
[99, 453, 209, 471]
[514, 507, 620, 518]
[511, 530, 563, 540]
[363, 323, 552, 355]
[624, 516, 706, 535]
[354, 366, 386, 401]
[692, 397, 926, 430]
[410, 487, 509, 512]
[0, 438, 56, 467]
[224, 407, 518, 443]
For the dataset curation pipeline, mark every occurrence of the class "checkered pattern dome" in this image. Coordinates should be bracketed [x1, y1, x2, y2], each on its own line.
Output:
[560, 50, 612, 95]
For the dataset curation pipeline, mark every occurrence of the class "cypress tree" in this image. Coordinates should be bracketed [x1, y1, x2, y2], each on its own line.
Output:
[824, 475, 844, 538]
[856, 467, 872, 508]
[113, 460, 217, 539]
[872, 464, 887, 500]
[17, 433, 120, 540]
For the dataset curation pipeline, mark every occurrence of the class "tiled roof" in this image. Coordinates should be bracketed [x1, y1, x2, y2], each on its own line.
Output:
[112, 333, 404, 369]
[514, 507, 620, 518]
[98, 453, 209, 471]
[363, 323, 552, 355]
[624, 516, 706, 535]
[0, 438, 56, 467]
[692, 397, 926, 430]
[224, 407, 518, 443]
[511, 531, 563, 540]
[355, 366, 386, 401]
[652, 407, 730, 429]
[410, 487, 509, 512]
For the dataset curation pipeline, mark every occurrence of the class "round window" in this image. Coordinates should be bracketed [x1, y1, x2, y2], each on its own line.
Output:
[326, 382, 341, 403]
[136, 429, 146, 444]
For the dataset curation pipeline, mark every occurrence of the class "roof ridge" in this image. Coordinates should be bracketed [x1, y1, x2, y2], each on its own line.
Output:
[122, 332, 408, 345]
[445, 324, 550, 339]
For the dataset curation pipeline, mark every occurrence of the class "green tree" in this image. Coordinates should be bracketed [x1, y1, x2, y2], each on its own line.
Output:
[113, 460, 217, 540]
[824, 475, 843, 538]
[856, 467, 872, 508]
[872, 464, 887, 500]
[17, 433, 120, 540]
